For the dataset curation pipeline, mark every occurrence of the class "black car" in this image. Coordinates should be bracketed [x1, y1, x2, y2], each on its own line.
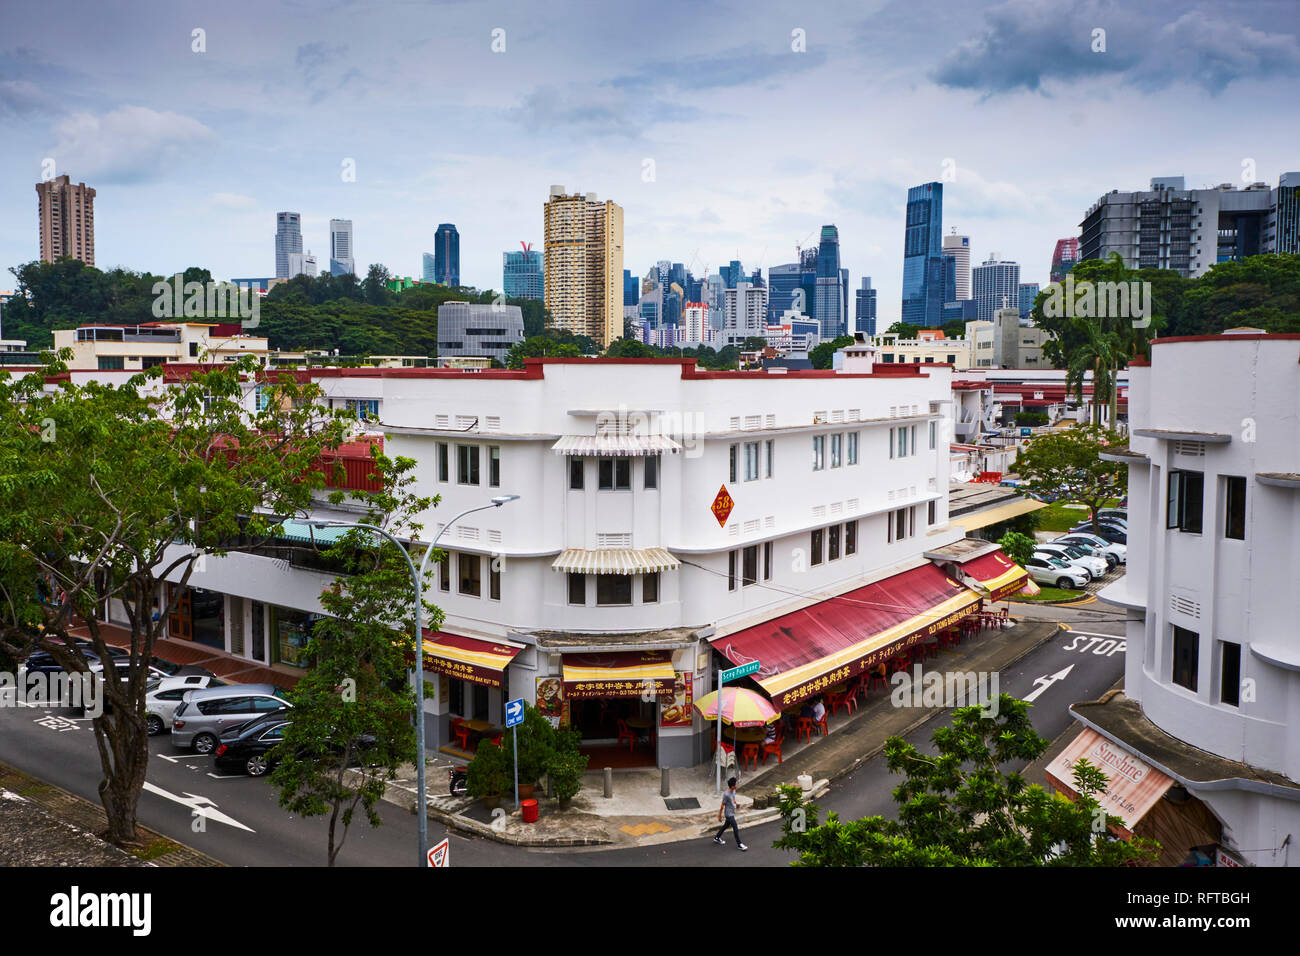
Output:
[148, 655, 217, 680]
[214, 716, 292, 777]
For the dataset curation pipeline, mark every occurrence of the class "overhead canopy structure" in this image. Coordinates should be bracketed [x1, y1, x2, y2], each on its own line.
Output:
[953, 549, 1031, 601]
[950, 497, 1046, 533]
[551, 435, 681, 456]
[551, 547, 679, 574]
[710, 564, 982, 710]
[562, 650, 676, 699]
[421, 630, 525, 689]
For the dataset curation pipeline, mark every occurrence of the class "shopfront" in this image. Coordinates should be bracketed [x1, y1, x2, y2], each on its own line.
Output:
[422, 630, 523, 754]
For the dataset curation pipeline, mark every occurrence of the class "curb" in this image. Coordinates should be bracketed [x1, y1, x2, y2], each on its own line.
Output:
[365, 623, 1064, 850]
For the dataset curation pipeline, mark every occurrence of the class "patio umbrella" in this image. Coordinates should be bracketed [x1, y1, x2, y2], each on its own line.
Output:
[693, 686, 780, 727]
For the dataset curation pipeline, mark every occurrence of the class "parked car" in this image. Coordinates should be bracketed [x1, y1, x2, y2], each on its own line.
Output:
[171, 684, 291, 754]
[1025, 556, 1090, 589]
[1052, 538, 1118, 569]
[148, 654, 217, 680]
[1034, 544, 1108, 580]
[1070, 519, 1127, 543]
[213, 715, 292, 777]
[1057, 533, 1126, 565]
[144, 675, 226, 735]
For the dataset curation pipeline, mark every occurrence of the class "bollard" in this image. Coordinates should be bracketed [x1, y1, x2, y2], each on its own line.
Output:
[660, 767, 670, 797]
[603, 767, 613, 798]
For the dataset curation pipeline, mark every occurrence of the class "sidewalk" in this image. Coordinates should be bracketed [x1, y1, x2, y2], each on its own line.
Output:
[0, 761, 224, 867]
[369, 615, 1063, 849]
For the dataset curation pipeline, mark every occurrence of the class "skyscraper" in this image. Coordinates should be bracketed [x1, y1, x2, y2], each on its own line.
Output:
[767, 263, 802, 322]
[275, 212, 302, 279]
[972, 254, 1021, 325]
[855, 277, 878, 335]
[36, 175, 95, 266]
[422, 252, 437, 284]
[434, 223, 460, 286]
[329, 219, 354, 275]
[503, 243, 544, 300]
[941, 231, 971, 300]
[542, 186, 625, 348]
[1049, 237, 1080, 284]
[1275, 172, 1300, 254]
[623, 269, 638, 306]
[723, 280, 767, 343]
[1018, 282, 1040, 322]
[814, 225, 845, 340]
[902, 182, 945, 327]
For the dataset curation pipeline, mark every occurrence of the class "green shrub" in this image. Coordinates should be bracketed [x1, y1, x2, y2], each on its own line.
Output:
[466, 738, 509, 798]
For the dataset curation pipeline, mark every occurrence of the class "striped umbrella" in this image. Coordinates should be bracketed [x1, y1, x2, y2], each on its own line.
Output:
[693, 686, 780, 728]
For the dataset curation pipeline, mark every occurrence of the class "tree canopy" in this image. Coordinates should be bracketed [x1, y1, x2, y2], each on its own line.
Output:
[1013, 424, 1126, 531]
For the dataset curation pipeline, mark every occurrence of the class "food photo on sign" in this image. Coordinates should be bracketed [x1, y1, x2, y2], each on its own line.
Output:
[536, 676, 563, 725]
[659, 672, 693, 727]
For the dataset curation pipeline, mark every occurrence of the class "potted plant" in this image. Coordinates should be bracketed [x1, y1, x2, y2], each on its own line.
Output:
[466, 738, 509, 809]
[548, 725, 588, 809]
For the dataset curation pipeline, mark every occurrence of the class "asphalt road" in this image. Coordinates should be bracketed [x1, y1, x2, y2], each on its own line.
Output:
[0, 600, 1128, 868]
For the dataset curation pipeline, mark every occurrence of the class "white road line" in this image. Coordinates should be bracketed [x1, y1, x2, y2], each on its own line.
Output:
[1022, 665, 1075, 703]
[1058, 630, 1127, 639]
[142, 781, 255, 832]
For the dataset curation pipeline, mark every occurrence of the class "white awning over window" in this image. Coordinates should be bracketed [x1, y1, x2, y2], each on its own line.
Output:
[551, 548, 680, 574]
[550, 435, 681, 456]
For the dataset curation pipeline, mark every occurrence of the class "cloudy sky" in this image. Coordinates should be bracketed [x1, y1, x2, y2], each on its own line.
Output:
[2, 0, 1298, 325]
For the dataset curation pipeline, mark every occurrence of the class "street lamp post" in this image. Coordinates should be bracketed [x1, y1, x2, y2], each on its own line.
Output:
[309, 492, 519, 867]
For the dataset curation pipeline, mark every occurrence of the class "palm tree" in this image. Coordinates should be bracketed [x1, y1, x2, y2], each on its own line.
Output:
[1067, 317, 1123, 426]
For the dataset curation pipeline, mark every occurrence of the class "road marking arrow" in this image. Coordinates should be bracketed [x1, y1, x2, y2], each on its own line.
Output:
[1022, 665, 1075, 703]
[142, 781, 256, 832]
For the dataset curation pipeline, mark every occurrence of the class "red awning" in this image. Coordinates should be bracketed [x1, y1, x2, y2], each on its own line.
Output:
[959, 550, 1031, 601]
[710, 564, 982, 709]
[562, 650, 676, 699]
[421, 630, 524, 689]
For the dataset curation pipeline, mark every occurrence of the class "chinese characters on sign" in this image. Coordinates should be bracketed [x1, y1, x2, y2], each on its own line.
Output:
[659, 672, 693, 727]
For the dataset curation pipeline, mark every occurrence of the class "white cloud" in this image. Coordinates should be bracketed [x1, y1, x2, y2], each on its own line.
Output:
[47, 106, 215, 184]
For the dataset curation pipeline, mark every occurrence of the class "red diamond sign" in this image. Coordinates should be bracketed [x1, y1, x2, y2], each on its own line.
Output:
[711, 485, 734, 527]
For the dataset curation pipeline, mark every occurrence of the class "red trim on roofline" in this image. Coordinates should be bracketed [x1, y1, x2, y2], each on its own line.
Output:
[1152, 334, 1300, 345]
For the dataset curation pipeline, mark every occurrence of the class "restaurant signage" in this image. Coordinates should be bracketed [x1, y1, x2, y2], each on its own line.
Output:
[660, 672, 693, 728]
[711, 485, 734, 527]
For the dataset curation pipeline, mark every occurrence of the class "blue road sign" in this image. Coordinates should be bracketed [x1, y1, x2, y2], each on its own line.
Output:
[719, 661, 760, 684]
[505, 698, 525, 729]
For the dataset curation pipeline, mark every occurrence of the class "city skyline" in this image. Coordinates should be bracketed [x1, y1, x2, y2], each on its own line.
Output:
[2, 1, 1299, 326]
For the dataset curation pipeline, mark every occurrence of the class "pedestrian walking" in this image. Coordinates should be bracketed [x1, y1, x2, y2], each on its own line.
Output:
[713, 776, 747, 851]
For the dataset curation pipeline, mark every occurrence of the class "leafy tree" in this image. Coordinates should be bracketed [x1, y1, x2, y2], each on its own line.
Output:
[271, 451, 434, 867]
[774, 696, 1159, 866]
[884, 321, 921, 338]
[809, 335, 853, 370]
[0, 355, 350, 846]
[997, 531, 1038, 566]
[940, 319, 967, 339]
[1013, 425, 1126, 534]
[505, 334, 582, 368]
[362, 264, 394, 306]
[742, 336, 768, 351]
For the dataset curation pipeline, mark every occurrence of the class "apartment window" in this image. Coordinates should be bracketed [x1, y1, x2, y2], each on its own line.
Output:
[1172, 626, 1199, 692]
[889, 429, 895, 459]
[489, 560, 501, 600]
[568, 573, 586, 605]
[1167, 469, 1204, 533]
[596, 574, 633, 606]
[830, 434, 842, 468]
[599, 458, 631, 490]
[457, 445, 480, 485]
[847, 432, 858, 465]
[254, 386, 270, 411]
[642, 572, 660, 604]
[898, 426, 908, 457]
[1224, 475, 1246, 540]
[813, 435, 826, 471]
[765, 440, 774, 478]
[458, 553, 481, 597]
[828, 524, 841, 560]
[742, 545, 758, 586]
[488, 446, 500, 488]
[728, 551, 738, 591]
[929, 421, 936, 450]
[729, 444, 738, 483]
[1220, 641, 1241, 706]
[895, 508, 907, 540]
[438, 552, 450, 592]
[811, 528, 824, 566]
[910, 425, 917, 455]
[844, 520, 857, 556]
[569, 456, 584, 490]
[437, 443, 449, 482]
[763, 541, 773, 580]
[927, 500, 937, 525]
[744, 442, 760, 481]
[645, 454, 659, 489]
[909, 506, 916, 536]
